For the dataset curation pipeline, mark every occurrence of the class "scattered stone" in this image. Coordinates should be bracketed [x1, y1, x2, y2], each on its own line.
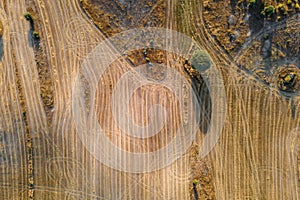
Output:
[228, 15, 236, 26]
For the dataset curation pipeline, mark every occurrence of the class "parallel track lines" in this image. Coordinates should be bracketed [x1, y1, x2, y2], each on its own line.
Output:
[1, 0, 299, 199]
[174, 0, 300, 198]
[0, 4, 30, 200]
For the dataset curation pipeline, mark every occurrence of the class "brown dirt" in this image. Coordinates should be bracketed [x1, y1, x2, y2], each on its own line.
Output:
[202, 0, 300, 57]
[11, 44, 34, 200]
[0, 20, 3, 36]
[188, 143, 216, 200]
[13, 1, 55, 199]
[26, 2, 54, 126]
[237, 15, 300, 91]
[202, 0, 253, 56]
[277, 65, 300, 93]
[3, 0, 297, 199]
[82, 1, 216, 199]
[80, 0, 168, 76]
[80, 0, 166, 37]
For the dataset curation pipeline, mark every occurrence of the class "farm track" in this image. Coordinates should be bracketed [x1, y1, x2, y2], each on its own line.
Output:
[32, 0, 114, 199]
[0, 0, 299, 199]
[1, 0, 51, 198]
[234, 14, 300, 62]
[32, 0, 191, 199]
[0, 5, 29, 200]
[175, 0, 300, 199]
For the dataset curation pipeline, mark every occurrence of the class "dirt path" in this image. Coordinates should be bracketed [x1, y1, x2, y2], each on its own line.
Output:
[0, 0, 50, 198]
[175, 0, 300, 199]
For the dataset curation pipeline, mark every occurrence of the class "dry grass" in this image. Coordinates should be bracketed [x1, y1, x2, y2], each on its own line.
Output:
[0, 0, 299, 199]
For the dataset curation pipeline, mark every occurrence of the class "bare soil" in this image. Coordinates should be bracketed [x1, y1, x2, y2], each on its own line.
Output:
[0, 20, 3, 36]
[80, 0, 166, 37]
[202, 0, 300, 57]
[26, 1, 54, 126]
[82, 1, 216, 198]
[2, 0, 298, 199]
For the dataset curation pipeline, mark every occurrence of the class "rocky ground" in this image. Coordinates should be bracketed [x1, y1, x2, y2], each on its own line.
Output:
[203, 0, 300, 96]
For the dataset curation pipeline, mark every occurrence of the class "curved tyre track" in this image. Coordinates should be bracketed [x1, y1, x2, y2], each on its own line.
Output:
[175, 0, 300, 199]
[1, 0, 52, 198]
[1, 0, 299, 199]
[0, 6, 29, 200]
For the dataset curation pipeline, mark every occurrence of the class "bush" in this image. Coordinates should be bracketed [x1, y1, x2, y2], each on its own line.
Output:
[193, 179, 199, 186]
[262, 5, 275, 16]
[32, 31, 40, 39]
[249, 0, 256, 6]
[24, 12, 33, 21]
[191, 50, 211, 72]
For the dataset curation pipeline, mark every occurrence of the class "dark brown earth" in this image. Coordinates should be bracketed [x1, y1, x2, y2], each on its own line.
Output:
[0, 20, 3, 36]
[26, 1, 54, 126]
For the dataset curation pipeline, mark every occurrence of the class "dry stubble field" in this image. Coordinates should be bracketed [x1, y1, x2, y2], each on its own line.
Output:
[0, 0, 299, 199]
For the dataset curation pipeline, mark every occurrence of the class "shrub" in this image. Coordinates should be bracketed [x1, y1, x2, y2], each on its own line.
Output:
[24, 12, 33, 22]
[191, 50, 211, 72]
[193, 179, 199, 186]
[283, 73, 295, 85]
[32, 31, 40, 39]
[263, 33, 269, 39]
[263, 5, 275, 16]
[249, 0, 256, 6]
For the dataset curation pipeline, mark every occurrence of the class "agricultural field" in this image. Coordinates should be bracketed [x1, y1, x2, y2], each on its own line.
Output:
[0, 0, 299, 199]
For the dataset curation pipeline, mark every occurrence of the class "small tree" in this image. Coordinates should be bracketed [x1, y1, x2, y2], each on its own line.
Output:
[193, 179, 199, 186]
[24, 12, 33, 22]
[249, 0, 256, 6]
[262, 5, 275, 16]
[32, 31, 40, 39]
[191, 50, 211, 72]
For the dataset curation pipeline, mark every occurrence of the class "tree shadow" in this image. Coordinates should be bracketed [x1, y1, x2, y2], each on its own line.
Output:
[0, 37, 4, 61]
[27, 20, 39, 50]
[248, 0, 265, 34]
[192, 75, 212, 134]
[28, 29, 34, 48]
[261, 34, 273, 73]
[230, 0, 237, 14]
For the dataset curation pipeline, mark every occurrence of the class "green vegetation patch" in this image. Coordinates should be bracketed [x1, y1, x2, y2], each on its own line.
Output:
[261, 5, 275, 16]
[24, 12, 33, 22]
[32, 31, 40, 39]
[191, 50, 212, 72]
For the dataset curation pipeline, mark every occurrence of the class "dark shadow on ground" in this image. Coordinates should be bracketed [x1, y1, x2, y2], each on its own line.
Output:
[230, 0, 237, 14]
[248, 0, 264, 34]
[261, 33, 273, 73]
[28, 29, 34, 48]
[27, 20, 39, 50]
[192, 75, 212, 134]
[0, 37, 4, 61]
